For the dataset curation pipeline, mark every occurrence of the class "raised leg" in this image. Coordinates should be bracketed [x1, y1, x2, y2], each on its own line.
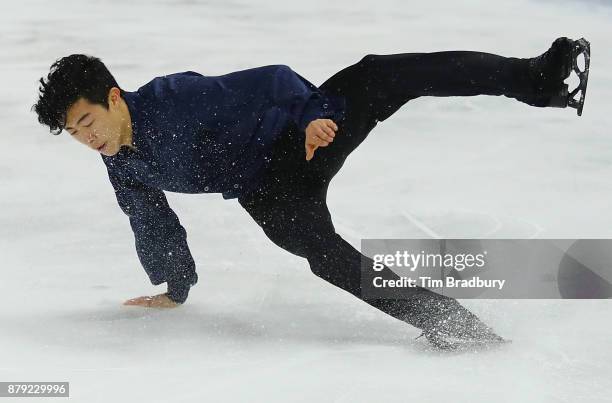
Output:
[313, 51, 541, 179]
[321, 51, 538, 122]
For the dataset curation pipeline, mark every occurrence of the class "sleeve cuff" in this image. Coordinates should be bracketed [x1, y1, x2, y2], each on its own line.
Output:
[166, 272, 198, 304]
[298, 94, 346, 132]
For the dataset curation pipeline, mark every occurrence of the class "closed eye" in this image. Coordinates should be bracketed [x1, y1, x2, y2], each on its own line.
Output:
[69, 121, 94, 136]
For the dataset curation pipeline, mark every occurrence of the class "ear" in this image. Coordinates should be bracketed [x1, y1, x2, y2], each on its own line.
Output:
[108, 87, 122, 107]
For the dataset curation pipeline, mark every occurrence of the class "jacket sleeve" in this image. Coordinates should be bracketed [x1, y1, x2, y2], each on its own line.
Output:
[166, 65, 346, 133]
[104, 166, 198, 304]
[260, 64, 346, 131]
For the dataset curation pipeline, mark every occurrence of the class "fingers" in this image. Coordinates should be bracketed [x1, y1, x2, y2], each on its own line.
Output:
[314, 136, 330, 147]
[316, 133, 333, 144]
[325, 119, 339, 133]
[330, 120, 339, 131]
[123, 296, 152, 307]
[308, 132, 330, 150]
[318, 119, 337, 142]
[124, 294, 177, 308]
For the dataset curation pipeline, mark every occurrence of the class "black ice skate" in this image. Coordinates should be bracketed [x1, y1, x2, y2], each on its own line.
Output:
[411, 295, 508, 351]
[529, 36, 591, 116]
[417, 325, 508, 351]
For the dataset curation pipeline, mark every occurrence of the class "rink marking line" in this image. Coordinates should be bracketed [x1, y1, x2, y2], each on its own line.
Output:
[338, 207, 544, 240]
[520, 218, 544, 239]
[333, 220, 363, 245]
[481, 215, 503, 237]
[450, 207, 504, 238]
[401, 210, 442, 239]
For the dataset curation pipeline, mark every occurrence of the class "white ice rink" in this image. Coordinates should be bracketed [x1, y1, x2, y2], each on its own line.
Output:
[1, 0, 611, 401]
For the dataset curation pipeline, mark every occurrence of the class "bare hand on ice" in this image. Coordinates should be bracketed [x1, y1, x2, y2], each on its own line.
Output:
[123, 293, 180, 308]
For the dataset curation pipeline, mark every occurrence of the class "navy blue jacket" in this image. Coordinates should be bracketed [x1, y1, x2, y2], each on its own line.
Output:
[101, 65, 346, 303]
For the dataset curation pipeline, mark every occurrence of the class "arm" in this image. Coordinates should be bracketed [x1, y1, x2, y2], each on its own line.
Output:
[152, 66, 345, 162]
[263, 64, 344, 131]
[104, 166, 198, 305]
[168, 65, 345, 132]
[263, 65, 343, 160]
[218, 65, 345, 160]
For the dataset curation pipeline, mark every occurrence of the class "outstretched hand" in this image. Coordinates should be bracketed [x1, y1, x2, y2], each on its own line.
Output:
[123, 293, 180, 308]
[305, 118, 338, 161]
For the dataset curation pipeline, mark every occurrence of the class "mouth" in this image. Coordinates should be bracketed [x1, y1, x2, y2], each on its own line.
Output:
[96, 142, 106, 152]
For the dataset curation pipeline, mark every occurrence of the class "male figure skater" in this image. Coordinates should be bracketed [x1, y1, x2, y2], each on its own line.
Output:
[33, 37, 590, 349]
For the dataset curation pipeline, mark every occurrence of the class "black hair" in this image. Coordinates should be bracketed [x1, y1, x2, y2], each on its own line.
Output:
[32, 54, 123, 135]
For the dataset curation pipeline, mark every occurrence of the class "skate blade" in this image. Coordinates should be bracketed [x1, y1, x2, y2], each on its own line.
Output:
[422, 333, 511, 352]
[437, 338, 511, 352]
[568, 37, 590, 116]
[547, 38, 590, 115]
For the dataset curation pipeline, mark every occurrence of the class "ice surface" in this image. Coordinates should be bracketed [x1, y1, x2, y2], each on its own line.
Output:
[1, 0, 611, 402]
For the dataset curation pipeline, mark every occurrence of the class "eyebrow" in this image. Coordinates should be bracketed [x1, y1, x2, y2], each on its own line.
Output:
[65, 113, 91, 131]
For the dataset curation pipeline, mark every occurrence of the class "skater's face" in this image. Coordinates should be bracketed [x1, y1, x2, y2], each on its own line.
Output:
[64, 87, 130, 156]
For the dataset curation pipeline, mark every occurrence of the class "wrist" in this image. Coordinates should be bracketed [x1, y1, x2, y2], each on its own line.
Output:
[165, 287, 188, 304]
[166, 272, 198, 304]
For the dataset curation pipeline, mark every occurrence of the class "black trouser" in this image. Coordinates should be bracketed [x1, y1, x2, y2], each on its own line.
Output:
[238, 51, 539, 330]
